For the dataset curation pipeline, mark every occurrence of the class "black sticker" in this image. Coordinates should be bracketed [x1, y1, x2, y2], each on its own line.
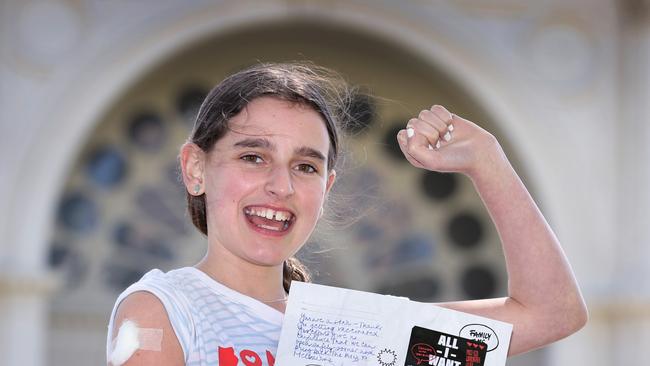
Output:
[404, 326, 487, 366]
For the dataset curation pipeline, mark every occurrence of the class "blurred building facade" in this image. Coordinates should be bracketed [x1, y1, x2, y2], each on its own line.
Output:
[0, 0, 648, 365]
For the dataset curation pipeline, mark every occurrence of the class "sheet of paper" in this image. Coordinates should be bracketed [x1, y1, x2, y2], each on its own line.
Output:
[276, 282, 512, 366]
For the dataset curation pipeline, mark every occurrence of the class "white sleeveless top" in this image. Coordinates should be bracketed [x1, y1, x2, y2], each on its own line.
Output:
[106, 267, 284, 365]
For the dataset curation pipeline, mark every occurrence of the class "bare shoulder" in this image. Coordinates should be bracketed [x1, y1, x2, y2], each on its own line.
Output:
[108, 291, 184, 366]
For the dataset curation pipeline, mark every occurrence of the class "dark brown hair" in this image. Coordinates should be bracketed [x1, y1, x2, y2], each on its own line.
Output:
[186, 62, 350, 293]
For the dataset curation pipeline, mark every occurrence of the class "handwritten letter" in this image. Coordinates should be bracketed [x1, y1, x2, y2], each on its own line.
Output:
[276, 282, 512, 366]
[293, 311, 383, 363]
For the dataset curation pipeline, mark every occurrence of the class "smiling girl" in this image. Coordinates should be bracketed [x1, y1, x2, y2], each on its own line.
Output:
[106, 62, 587, 365]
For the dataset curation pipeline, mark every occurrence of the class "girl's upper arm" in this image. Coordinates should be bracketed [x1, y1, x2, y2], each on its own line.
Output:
[108, 291, 185, 366]
[436, 297, 586, 356]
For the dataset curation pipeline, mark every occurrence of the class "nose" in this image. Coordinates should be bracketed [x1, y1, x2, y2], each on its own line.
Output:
[265, 166, 294, 199]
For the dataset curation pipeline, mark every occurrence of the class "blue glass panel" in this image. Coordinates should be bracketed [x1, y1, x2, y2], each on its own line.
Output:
[355, 220, 384, 242]
[48, 242, 69, 268]
[112, 222, 136, 248]
[392, 233, 435, 264]
[86, 146, 127, 188]
[58, 192, 98, 232]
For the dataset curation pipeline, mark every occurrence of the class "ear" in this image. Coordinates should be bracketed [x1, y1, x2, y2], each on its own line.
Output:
[180, 142, 206, 195]
[325, 169, 336, 196]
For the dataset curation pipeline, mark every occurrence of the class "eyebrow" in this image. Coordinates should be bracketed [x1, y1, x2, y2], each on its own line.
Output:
[233, 137, 272, 150]
[233, 137, 326, 162]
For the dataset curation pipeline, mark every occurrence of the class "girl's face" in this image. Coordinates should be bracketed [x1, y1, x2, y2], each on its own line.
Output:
[200, 96, 336, 269]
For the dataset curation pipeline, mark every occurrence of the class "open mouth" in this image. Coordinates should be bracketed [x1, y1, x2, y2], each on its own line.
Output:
[244, 206, 295, 233]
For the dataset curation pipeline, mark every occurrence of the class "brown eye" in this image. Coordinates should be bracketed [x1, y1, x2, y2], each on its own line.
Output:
[296, 164, 317, 174]
[241, 154, 263, 163]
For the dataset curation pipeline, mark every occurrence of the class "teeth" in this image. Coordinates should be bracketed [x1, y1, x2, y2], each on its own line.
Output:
[245, 207, 293, 222]
[258, 224, 280, 231]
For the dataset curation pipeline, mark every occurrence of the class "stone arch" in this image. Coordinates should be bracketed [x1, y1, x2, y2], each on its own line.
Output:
[10, 3, 546, 274]
[6, 4, 552, 365]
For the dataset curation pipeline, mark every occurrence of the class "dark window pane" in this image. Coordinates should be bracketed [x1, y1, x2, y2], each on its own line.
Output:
[49, 245, 86, 289]
[421, 171, 457, 201]
[460, 265, 497, 299]
[48, 242, 69, 268]
[344, 92, 376, 134]
[143, 238, 174, 261]
[383, 124, 408, 161]
[111, 221, 175, 261]
[58, 192, 98, 232]
[64, 250, 87, 289]
[447, 212, 484, 248]
[176, 86, 207, 124]
[86, 146, 127, 188]
[112, 222, 136, 248]
[127, 112, 166, 151]
[104, 264, 145, 292]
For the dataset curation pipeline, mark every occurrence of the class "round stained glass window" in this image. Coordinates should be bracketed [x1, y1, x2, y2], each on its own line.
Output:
[391, 233, 435, 266]
[383, 124, 407, 161]
[447, 212, 484, 249]
[127, 112, 166, 151]
[176, 86, 207, 124]
[58, 192, 98, 232]
[86, 146, 127, 188]
[112, 222, 136, 248]
[48, 242, 70, 268]
[421, 171, 457, 201]
[460, 265, 497, 299]
[344, 92, 376, 134]
[49, 244, 86, 289]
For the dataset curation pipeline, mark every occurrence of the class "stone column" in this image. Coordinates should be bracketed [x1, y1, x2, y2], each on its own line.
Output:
[0, 274, 57, 366]
[611, 0, 650, 364]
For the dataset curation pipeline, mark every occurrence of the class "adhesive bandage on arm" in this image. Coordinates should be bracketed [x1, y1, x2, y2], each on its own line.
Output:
[108, 320, 163, 366]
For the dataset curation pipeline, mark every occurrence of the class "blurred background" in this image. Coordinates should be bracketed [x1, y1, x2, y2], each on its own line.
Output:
[0, 0, 648, 365]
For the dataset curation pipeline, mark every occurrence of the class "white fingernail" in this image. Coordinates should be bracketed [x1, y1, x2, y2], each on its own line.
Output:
[435, 140, 441, 149]
[406, 128, 414, 138]
[448, 124, 454, 132]
[428, 144, 433, 150]
[444, 131, 451, 142]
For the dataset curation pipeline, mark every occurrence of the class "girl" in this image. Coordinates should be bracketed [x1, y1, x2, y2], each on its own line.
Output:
[106, 62, 587, 365]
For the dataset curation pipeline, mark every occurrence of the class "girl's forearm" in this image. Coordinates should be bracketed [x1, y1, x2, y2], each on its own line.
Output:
[470, 140, 588, 334]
